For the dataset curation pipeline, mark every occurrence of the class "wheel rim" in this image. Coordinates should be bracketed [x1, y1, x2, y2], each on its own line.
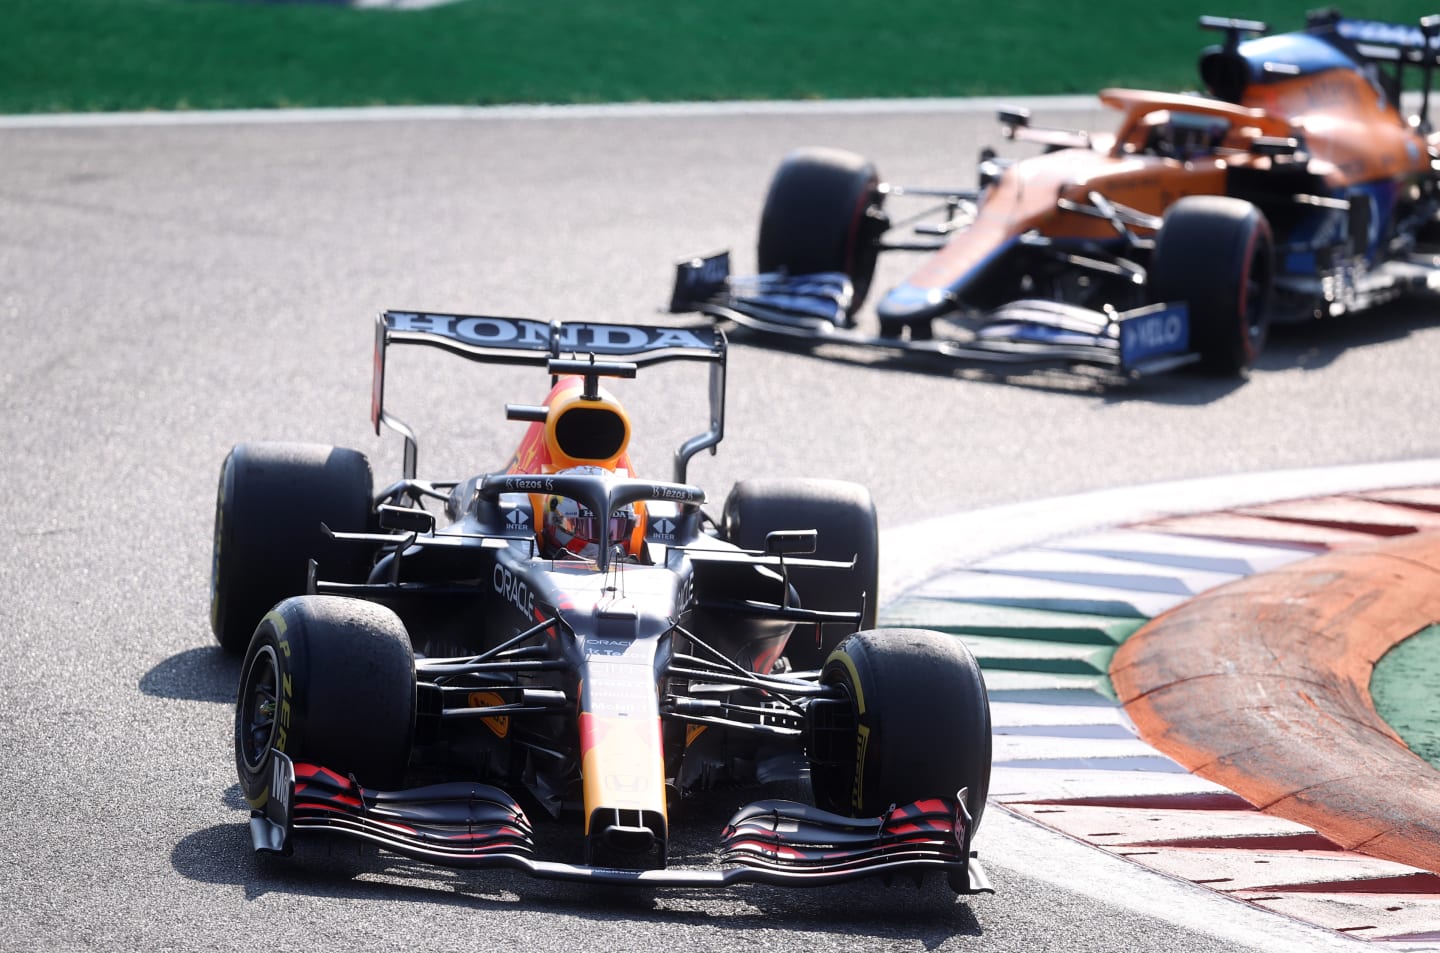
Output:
[239, 644, 280, 774]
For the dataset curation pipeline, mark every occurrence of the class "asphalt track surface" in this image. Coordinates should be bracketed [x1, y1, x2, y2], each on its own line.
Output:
[5, 100, 1440, 952]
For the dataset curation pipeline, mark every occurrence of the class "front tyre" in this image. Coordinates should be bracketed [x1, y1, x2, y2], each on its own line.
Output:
[809, 629, 991, 829]
[758, 147, 888, 320]
[236, 595, 415, 809]
[1148, 195, 1274, 376]
[210, 442, 375, 654]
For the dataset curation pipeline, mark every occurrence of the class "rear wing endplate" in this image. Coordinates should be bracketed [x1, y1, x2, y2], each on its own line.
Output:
[372, 311, 727, 483]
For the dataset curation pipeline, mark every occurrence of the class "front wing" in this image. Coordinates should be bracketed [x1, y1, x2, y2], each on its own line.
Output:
[670, 253, 1197, 377]
[250, 753, 992, 893]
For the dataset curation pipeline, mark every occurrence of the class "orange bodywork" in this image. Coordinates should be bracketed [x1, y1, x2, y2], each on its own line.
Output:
[579, 709, 667, 835]
[907, 147, 1228, 291]
[900, 59, 1438, 297]
[505, 375, 646, 556]
[505, 375, 637, 476]
[1244, 67, 1432, 185]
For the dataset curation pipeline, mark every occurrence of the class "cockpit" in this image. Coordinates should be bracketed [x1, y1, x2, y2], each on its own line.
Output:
[1137, 109, 1232, 160]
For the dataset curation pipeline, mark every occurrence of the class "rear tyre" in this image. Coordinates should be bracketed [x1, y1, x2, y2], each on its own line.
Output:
[235, 595, 415, 808]
[809, 629, 991, 829]
[758, 147, 888, 320]
[210, 442, 374, 654]
[723, 478, 879, 671]
[1148, 195, 1273, 376]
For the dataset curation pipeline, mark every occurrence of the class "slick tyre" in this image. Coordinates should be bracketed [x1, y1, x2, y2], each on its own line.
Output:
[210, 442, 375, 654]
[809, 629, 991, 828]
[758, 147, 888, 319]
[235, 595, 415, 808]
[1148, 195, 1274, 376]
[723, 478, 879, 672]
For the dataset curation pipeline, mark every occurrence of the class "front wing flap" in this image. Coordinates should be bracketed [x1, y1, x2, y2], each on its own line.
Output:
[671, 253, 1196, 377]
[251, 754, 992, 893]
[251, 754, 535, 862]
[721, 795, 991, 893]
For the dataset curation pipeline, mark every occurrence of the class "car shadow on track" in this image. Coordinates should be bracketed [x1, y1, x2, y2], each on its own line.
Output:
[717, 323, 1243, 404]
[173, 788, 985, 940]
[1257, 298, 1440, 373]
[139, 645, 240, 705]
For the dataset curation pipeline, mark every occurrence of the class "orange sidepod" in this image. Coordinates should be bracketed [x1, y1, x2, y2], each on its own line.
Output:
[1238, 70, 1430, 186]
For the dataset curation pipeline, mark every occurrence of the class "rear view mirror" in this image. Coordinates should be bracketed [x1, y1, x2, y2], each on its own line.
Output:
[765, 529, 817, 556]
[378, 504, 435, 535]
[1250, 136, 1299, 157]
[999, 107, 1031, 129]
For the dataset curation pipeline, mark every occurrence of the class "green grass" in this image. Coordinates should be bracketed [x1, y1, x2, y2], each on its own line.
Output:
[1372, 624, 1440, 772]
[4, 0, 1439, 113]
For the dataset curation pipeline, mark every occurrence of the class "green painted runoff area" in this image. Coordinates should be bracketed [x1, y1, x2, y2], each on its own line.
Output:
[881, 597, 1142, 697]
[5, 1, 1438, 114]
[1371, 624, 1440, 772]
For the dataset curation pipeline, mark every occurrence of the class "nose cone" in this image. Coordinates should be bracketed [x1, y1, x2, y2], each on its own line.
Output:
[877, 282, 957, 322]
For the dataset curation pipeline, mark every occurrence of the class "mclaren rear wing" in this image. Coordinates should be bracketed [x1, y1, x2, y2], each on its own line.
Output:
[372, 311, 727, 482]
[1315, 12, 1440, 66]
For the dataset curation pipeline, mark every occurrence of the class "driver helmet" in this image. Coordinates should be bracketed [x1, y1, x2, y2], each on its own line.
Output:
[543, 466, 641, 560]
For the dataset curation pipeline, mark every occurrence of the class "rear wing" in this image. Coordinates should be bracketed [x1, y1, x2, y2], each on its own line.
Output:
[1316, 13, 1440, 65]
[1308, 10, 1440, 126]
[372, 311, 727, 482]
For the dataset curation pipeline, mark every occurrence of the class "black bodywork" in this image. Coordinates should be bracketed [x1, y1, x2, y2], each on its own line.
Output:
[217, 312, 993, 893]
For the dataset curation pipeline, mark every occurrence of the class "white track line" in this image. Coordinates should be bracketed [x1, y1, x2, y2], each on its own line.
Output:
[0, 96, 1099, 130]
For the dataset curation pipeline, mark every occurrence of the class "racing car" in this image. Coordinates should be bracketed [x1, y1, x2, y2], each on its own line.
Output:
[209, 311, 993, 893]
[671, 10, 1440, 379]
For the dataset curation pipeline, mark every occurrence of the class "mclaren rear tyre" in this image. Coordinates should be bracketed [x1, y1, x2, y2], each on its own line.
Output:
[809, 629, 992, 830]
[236, 595, 415, 808]
[1148, 194, 1274, 376]
[757, 147, 888, 321]
[210, 442, 375, 654]
[722, 478, 879, 672]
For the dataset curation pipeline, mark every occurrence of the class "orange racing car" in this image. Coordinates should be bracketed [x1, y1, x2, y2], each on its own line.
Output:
[672, 10, 1440, 379]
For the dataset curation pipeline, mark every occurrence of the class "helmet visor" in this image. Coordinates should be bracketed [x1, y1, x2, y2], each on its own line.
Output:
[565, 512, 637, 544]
